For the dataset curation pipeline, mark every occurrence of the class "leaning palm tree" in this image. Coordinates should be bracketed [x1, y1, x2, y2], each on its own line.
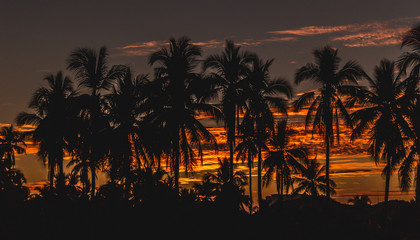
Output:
[203, 40, 255, 180]
[244, 56, 293, 206]
[67, 46, 126, 196]
[293, 157, 336, 197]
[16, 72, 74, 189]
[350, 59, 410, 202]
[263, 120, 306, 200]
[294, 46, 366, 198]
[148, 37, 218, 192]
[0, 125, 26, 170]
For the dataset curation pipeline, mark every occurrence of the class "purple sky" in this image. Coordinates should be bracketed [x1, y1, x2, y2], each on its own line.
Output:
[1, 0, 420, 123]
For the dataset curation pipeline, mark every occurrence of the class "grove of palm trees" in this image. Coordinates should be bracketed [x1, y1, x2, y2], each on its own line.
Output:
[1, 24, 420, 239]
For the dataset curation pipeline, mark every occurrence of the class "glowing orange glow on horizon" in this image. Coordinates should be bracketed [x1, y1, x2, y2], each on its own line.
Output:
[9, 104, 414, 203]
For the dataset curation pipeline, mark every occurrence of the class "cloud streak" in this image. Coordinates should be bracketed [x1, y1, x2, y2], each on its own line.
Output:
[116, 37, 297, 56]
[115, 16, 420, 57]
[269, 16, 420, 47]
[269, 25, 349, 36]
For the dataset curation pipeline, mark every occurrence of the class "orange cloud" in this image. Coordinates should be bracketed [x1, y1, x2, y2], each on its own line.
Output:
[268, 25, 349, 36]
[268, 16, 420, 47]
[116, 36, 297, 57]
[331, 26, 409, 47]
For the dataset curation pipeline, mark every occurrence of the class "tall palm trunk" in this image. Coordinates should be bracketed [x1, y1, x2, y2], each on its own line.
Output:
[257, 146, 263, 207]
[384, 158, 391, 202]
[325, 136, 330, 199]
[57, 145, 65, 191]
[280, 166, 284, 202]
[91, 162, 96, 197]
[173, 127, 180, 193]
[248, 152, 253, 215]
[415, 160, 420, 204]
[229, 141, 234, 180]
[325, 91, 333, 199]
[48, 155, 55, 189]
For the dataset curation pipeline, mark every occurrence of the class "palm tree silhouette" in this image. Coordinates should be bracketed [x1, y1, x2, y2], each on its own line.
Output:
[16, 72, 74, 189]
[350, 59, 409, 202]
[244, 56, 293, 207]
[195, 157, 248, 211]
[104, 68, 150, 196]
[348, 194, 371, 207]
[293, 157, 336, 197]
[263, 120, 306, 200]
[397, 25, 420, 203]
[0, 125, 29, 202]
[67, 46, 126, 196]
[148, 37, 218, 192]
[0, 125, 26, 170]
[203, 40, 255, 180]
[235, 116, 261, 213]
[294, 46, 365, 198]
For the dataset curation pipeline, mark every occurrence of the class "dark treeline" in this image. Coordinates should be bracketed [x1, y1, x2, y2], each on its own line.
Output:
[0, 25, 420, 239]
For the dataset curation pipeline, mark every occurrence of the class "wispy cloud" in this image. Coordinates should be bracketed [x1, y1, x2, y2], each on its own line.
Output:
[115, 16, 420, 56]
[268, 25, 349, 36]
[115, 40, 167, 56]
[116, 36, 297, 56]
[269, 16, 420, 47]
[330, 23, 411, 47]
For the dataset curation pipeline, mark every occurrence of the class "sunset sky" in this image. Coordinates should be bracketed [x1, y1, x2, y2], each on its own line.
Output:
[2, 0, 420, 203]
[1, 0, 420, 123]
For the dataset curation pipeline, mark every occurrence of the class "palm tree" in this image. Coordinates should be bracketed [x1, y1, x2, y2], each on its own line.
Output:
[244, 56, 293, 207]
[104, 68, 150, 196]
[350, 59, 410, 202]
[263, 120, 306, 200]
[294, 46, 366, 198]
[203, 40, 255, 180]
[348, 194, 371, 207]
[0, 125, 26, 170]
[235, 117, 261, 213]
[0, 125, 29, 201]
[399, 109, 420, 202]
[148, 37, 218, 192]
[293, 157, 336, 197]
[16, 72, 74, 189]
[195, 157, 248, 211]
[66, 46, 126, 196]
[397, 25, 420, 203]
